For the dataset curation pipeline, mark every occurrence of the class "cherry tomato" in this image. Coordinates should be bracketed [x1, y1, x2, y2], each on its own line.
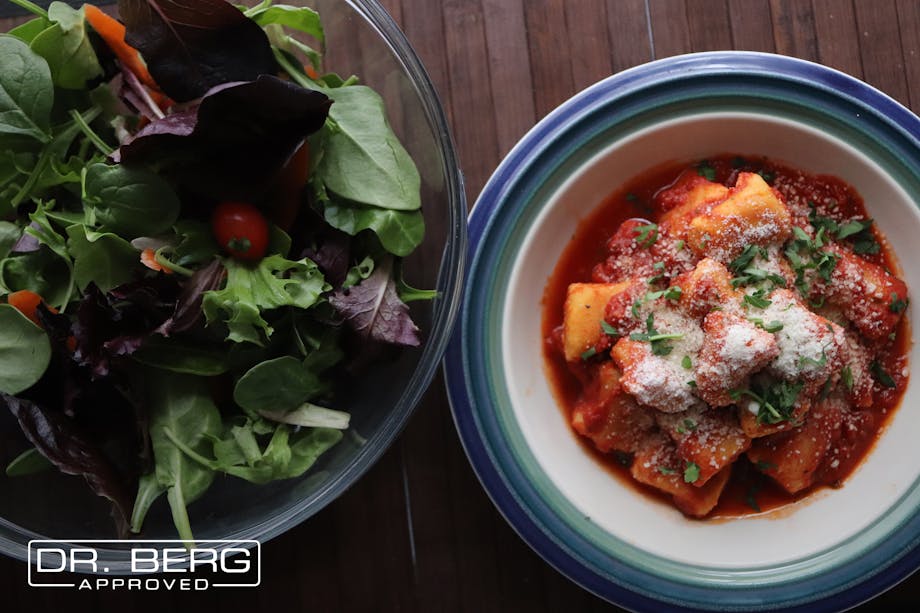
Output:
[211, 201, 269, 261]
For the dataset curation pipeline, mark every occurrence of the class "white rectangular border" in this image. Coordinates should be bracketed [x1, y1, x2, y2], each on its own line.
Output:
[27, 539, 261, 588]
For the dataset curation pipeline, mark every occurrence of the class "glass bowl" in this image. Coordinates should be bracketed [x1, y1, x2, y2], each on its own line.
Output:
[0, 0, 466, 570]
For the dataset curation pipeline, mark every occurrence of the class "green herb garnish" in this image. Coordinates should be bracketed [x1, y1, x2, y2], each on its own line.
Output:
[634, 223, 659, 248]
[683, 462, 701, 483]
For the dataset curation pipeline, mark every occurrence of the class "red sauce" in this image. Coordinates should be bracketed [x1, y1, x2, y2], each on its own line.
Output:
[542, 154, 911, 518]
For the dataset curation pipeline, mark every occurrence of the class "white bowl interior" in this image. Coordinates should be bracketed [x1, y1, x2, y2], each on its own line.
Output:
[501, 112, 920, 568]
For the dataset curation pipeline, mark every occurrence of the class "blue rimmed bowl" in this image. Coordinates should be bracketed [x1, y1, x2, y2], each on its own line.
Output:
[444, 51, 920, 611]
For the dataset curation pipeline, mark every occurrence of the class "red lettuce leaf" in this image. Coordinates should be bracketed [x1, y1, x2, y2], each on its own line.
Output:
[302, 229, 351, 289]
[156, 258, 225, 336]
[115, 76, 331, 199]
[3, 392, 133, 528]
[118, 0, 278, 102]
[329, 258, 420, 347]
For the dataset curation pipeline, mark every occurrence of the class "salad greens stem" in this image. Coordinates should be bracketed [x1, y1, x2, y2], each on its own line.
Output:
[272, 48, 315, 90]
[243, 0, 273, 17]
[68, 109, 114, 156]
[10, 151, 51, 209]
[166, 486, 195, 548]
[154, 248, 194, 277]
[7, 0, 46, 18]
[163, 428, 219, 470]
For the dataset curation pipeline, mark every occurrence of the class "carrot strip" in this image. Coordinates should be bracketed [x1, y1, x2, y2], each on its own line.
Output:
[84, 4, 160, 92]
[140, 248, 173, 274]
[7, 290, 58, 326]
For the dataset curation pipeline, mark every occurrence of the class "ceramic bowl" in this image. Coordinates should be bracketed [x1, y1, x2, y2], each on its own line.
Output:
[445, 51, 920, 611]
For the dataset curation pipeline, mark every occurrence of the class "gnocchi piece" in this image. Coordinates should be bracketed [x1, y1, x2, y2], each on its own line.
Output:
[658, 173, 730, 240]
[747, 395, 845, 493]
[686, 172, 792, 262]
[591, 219, 662, 283]
[562, 282, 630, 361]
[630, 432, 731, 517]
[571, 362, 656, 454]
[611, 338, 703, 414]
[825, 243, 909, 340]
[737, 398, 810, 438]
[655, 406, 751, 486]
[673, 257, 743, 319]
[694, 312, 780, 407]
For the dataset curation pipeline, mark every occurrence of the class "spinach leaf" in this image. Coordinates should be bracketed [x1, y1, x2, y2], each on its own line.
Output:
[202, 255, 328, 345]
[2, 392, 132, 525]
[233, 355, 323, 413]
[5, 447, 53, 477]
[83, 163, 181, 238]
[141, 371, 221, 542]
[317, 86, 421, 212]
[328, 257, 420, 347]
[0, 304, 51, 394]
[248, 4, 324, 44]
[29, 2, 102, 90]
[118, 0, 278, 102]
[0, 221, 22, 260]
[66, 224, 138, 292]
[259, 402, 349, 429]
[171, 221, 220, 268]
[132, 336, 230, 376]
[0, 35, 53, 143]
[323, 201, 424, 257]
[8, 16, 51, 44]
[0, 248, 72, 308]
[130, 472, 165, 533]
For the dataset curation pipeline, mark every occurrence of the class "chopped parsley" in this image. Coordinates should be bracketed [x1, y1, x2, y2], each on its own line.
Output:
[871, 361, 897, 389]
[601, 320, 620, 337]
[732, 156, 747, 168]
[625, 192, 639, 202]
[681, 355, 692, 370]
[687, 380, 698, 388]
[643, 285, 683, 303]
[634, 223, 659, 248]
[648, 261, 666, 285]
[657, 466, 676, 475]
[798, 349, 828, 369]
[696, 160, 717, 181]
[757, 169, 775, 184]
[731, 380, 803, 425]
[630, 313, 685, 356]
[743, 289, 772, 309]
[785, 224, 840, 297]
[808, 205, 880, 255]
[841, 365, 854, 391]
[729, 245, 768, 274]
[580, 347, 597, 360]
[748, 317, 784, 333]
[675, 239, 685, 251]
[755, 460, 777, 472]
[683, 461, 701, 483]
[890, 293, 909, 314]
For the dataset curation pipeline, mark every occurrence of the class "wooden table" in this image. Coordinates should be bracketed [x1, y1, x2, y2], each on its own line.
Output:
[3, 0, 920, 610]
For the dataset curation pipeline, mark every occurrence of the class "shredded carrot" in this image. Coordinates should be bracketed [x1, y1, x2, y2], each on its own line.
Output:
[305, 64, 319, 80]
[7, 290, 57, 327]
[140, 248, 173, 274]
[84, 4, 160, 92]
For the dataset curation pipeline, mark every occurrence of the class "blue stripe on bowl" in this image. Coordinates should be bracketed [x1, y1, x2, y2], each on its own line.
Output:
[445, 51, 920, 612]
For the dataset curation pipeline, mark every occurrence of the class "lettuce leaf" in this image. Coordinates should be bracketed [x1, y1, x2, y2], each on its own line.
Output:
[202, 255, 329, 345]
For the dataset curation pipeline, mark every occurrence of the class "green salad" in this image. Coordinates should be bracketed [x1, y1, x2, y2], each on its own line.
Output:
[0, 0, 432, 542]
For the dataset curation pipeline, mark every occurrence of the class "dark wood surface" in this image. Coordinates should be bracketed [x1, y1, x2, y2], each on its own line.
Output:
[4, 0, 920, 610]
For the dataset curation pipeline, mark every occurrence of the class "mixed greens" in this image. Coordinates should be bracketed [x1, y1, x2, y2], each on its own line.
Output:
[0, 0, 431, 541]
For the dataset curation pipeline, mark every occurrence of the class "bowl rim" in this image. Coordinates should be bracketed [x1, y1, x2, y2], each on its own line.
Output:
[445, 50, 920, 612]
[0, 0, 468, 569]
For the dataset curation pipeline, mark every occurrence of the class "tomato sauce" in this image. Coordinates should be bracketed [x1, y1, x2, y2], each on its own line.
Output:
[542, 154, 911, 517]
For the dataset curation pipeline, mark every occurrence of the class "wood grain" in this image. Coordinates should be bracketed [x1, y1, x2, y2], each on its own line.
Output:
[3, 0, 920, 610]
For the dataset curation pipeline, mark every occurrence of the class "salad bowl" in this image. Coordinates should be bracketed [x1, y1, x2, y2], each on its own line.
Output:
[445, 51, 920, 611]
[0, 0, 465, 569]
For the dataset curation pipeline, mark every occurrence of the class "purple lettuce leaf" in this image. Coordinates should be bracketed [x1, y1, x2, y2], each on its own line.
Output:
[156, 258, 225, 336]
[3, 392, 133, 528]
[302, 230, 351, 289]
[114, 75, 331, 200]
[118, 0, 278, 103]
[329, 257, 420, 347]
